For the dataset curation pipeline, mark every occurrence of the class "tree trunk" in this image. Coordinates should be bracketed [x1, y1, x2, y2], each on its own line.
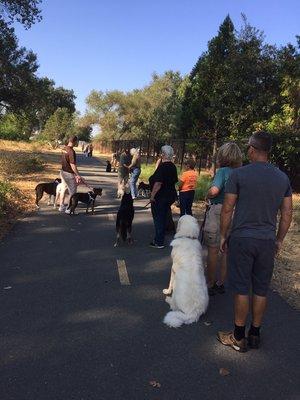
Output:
[211, 132, 218, 176]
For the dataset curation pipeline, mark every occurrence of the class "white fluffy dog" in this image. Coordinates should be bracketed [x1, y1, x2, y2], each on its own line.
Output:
[163, 215, 209, 328]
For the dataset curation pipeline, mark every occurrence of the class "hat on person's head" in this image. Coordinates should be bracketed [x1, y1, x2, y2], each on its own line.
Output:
[130, 148, 136, 156]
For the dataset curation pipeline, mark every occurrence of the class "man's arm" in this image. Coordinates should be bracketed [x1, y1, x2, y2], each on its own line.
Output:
[70, 163, 92, 189]
[220, 193, 237, 252]
[276, 196, 293, 254]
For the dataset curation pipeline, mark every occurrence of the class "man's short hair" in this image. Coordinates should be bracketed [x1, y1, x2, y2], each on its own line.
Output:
[69, 135, 78, 144]
[250, 131, 273, 153]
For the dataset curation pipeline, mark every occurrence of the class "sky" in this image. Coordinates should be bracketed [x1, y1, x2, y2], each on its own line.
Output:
[14, 0, 300, 114]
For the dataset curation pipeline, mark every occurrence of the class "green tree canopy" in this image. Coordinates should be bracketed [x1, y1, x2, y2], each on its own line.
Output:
[0, 0, 42, 28]
[40, 108, 75, 147]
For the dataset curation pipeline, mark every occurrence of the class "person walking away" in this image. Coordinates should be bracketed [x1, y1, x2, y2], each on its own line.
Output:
[178, 159, 198, 216]
[204, 143, 242, 296]
[88, 143, 93, 157]
[84, 144, 89, 158]
[218, 131, 292, 352]
[59, 136, 83, 213]
[149, 145, 178, 249]
[126, 148, 141, 199]
[111, 152, 118, 172]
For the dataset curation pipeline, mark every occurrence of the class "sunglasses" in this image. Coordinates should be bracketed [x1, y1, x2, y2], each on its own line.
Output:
[246, 144, 259, 151]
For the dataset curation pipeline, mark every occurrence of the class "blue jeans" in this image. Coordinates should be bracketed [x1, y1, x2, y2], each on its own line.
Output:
[151, 199, 172, 246]
[179, 190, 195, 216]
[130, 168, 141, 198]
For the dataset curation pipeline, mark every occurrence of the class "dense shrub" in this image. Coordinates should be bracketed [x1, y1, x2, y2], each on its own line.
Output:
[0, 153, 44, 176]
[0, 181, 16, 216]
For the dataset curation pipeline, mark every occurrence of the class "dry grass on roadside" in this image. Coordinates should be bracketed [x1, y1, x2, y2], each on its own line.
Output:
[273, 196, 300, 309]
[0, 140, 61, 239]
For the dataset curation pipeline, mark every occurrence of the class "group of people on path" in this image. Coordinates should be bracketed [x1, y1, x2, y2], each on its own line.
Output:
[146, 132, 292, 353]
[82, 142, 93, 158]
[58, 131, 293, 353]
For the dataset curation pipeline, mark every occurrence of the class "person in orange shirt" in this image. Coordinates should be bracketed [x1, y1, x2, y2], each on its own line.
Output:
[178, 159, 198, 216]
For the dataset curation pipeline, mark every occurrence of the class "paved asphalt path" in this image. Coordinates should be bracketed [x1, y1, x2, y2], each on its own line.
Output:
[0, 154, 299, 400]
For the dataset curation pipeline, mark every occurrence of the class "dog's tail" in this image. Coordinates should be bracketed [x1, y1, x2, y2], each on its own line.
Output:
[163, 310, 200, 328]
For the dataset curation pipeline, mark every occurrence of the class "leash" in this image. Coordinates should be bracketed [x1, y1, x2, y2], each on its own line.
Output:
[143, 201, 151, 208]
[199, 201, 210, 245]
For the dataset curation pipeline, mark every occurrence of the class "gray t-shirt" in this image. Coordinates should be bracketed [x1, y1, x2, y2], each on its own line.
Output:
[225, 162, 292, 240]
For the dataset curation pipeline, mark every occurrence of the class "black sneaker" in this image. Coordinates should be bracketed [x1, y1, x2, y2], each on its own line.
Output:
[248, 334, 260, 349]
[208, 286, 216, 296]
[149, 242, 165, 249]
[215, 284, 226, 294]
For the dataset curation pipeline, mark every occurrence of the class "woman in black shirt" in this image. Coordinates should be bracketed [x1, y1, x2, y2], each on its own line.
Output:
[149, 145, 178, 248]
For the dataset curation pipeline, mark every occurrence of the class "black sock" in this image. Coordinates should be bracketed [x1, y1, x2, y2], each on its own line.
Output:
[248, 324, 260, 337]
[234, 324, 246, 341]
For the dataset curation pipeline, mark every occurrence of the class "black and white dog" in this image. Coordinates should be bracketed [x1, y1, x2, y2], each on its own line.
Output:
[35, 178, 61, 208]
[67, 187, 103, 215]
[114, 190, 134, 247]
[138, 181, 151, 198]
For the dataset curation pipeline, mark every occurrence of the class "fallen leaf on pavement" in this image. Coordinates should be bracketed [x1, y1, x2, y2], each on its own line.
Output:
[149, 380, 161, 388]
[219, 368, 230, 376]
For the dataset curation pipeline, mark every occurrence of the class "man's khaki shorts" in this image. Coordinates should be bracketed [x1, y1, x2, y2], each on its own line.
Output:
[60, 170, 77, 197]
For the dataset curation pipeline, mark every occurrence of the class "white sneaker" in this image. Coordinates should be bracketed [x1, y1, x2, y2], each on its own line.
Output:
[58, 205, 66, 212]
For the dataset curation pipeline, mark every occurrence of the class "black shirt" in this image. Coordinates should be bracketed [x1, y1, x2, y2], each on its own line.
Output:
[149, 161, 178, 202]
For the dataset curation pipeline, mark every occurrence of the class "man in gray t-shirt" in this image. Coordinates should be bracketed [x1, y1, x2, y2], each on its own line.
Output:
[217, 131, 293, 353]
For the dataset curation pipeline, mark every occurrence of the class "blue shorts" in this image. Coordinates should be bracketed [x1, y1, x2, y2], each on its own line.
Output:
[228, 237, 276, 296]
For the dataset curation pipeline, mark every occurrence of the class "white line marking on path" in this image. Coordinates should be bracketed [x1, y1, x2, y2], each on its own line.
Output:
[116, 259, 131, 286]
[108, 213, 115, 221]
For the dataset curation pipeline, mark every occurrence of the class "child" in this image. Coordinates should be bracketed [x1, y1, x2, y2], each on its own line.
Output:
[178, 159, 198, 216]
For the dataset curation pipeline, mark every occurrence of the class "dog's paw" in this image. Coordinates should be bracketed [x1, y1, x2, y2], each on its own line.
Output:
[163, 288, 172, 295]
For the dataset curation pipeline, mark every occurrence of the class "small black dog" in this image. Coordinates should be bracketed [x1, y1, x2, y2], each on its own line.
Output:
[138, 181, 151, 198]
[35, 178, 61, 208]
[106, 160, 112, 172]
[114, 191, 134, 247]
[67, 187, 103, 215]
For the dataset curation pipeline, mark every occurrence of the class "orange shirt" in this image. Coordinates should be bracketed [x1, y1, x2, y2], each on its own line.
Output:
[179, 170, 198, 192]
